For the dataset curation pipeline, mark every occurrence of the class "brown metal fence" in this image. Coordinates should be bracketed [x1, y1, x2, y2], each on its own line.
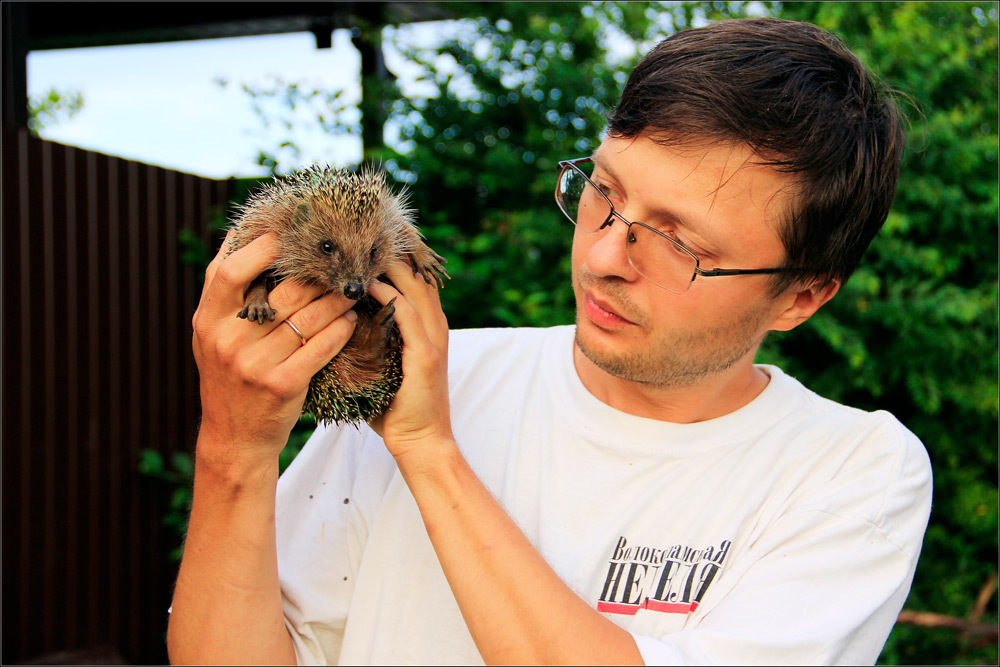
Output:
[2, 129, 233, 664]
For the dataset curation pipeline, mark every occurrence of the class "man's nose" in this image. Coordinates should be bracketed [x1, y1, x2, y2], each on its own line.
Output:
[583, 214, 639, 281]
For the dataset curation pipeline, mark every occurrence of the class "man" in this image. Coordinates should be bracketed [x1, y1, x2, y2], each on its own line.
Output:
[168, 17, 932, 665]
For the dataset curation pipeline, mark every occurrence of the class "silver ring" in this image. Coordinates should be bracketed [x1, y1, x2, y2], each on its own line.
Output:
[284, 319, 307, 346]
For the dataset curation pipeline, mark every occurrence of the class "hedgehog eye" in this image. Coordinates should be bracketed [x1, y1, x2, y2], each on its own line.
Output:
[321, 241, 335, 255]
[370, 245, 378, 261]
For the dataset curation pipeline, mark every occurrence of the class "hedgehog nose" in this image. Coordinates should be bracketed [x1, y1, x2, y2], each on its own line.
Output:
[344, 282, 365, 300]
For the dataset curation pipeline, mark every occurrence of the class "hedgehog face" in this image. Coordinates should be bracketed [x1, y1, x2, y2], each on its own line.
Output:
[273, 198, 400, 300]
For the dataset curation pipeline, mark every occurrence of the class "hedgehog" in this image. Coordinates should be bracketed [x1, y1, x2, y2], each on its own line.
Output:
[225, 164, 448, 426]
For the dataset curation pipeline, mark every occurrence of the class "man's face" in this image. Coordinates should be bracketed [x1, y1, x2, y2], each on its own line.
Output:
[572, 133, 799, 388]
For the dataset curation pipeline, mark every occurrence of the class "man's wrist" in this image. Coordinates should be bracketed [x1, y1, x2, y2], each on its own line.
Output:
[390, 432, 463, 486]
[193, 425, 283, 492]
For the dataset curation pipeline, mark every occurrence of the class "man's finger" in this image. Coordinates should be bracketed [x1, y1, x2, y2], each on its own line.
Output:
[379, 260, 448, 348]
[200, 233, 281, 318]
[278, 309, 359, 382]
[254, 290, 357, 367]
[266, 279, 341, 323]
[369, 279, 434, 360]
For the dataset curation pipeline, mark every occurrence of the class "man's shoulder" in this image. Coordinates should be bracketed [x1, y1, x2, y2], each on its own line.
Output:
[762, 364, 915, 433]
[764, 366, 923, 449]
[760, 364, 931, 492]
[761, 365, 932, 539]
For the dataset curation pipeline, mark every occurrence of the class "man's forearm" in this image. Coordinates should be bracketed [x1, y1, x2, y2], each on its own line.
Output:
[167, 434, 296, 665]
[397, 439, 644, 665]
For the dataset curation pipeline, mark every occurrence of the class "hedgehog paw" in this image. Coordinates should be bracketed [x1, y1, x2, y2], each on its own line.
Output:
[377, 297, 401, 348]
[377, 297, 397, 326]
[237, 302, 276, 324]
[408, 248, 450, 288]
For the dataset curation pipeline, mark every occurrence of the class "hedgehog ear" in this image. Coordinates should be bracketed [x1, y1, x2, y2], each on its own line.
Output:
[291, 201, 312, 229]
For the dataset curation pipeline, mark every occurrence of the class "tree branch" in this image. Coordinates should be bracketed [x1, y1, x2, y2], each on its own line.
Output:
[896, 611, 998, 638]
[971, 570, 998, 622]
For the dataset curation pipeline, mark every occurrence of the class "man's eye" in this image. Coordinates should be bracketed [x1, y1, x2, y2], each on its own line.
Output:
[667, 232, 708, 259]
[597, 183, 620, 199]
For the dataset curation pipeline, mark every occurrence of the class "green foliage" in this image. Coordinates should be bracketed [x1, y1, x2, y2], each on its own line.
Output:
[27, 87, 84, 135]
[138, 449, 194, 562]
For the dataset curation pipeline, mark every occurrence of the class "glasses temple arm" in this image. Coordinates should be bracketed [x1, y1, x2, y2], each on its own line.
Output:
[695, 267, 811, 277]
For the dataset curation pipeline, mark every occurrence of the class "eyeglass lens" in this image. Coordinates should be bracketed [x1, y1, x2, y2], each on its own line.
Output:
[556, 164, 698, 293]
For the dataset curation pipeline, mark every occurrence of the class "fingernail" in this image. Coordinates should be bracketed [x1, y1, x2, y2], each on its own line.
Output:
[344, 309, 358, 322]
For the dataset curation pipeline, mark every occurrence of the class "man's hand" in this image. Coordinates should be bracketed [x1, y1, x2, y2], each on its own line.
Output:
[367, 260, 453, 461]
[191, 230, 358, 470]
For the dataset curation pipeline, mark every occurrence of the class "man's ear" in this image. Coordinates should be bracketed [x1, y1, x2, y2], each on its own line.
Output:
[769, 277, 841, 332]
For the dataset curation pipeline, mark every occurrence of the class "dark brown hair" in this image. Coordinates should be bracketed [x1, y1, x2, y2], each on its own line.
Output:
[608, 18, 906, 295]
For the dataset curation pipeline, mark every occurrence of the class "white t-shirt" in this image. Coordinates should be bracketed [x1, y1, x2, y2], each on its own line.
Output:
[275, 325, 932, 665]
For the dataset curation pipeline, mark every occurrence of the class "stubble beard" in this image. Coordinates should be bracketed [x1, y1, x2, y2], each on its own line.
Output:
[574, 272, 772, 389]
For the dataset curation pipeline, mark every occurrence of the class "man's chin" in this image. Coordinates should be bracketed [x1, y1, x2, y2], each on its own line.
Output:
[574, 318, 644, 382]
[573, 314, 741, 389]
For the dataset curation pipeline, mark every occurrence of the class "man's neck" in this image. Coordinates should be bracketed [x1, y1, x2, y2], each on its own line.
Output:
[571, 343, 771, 424]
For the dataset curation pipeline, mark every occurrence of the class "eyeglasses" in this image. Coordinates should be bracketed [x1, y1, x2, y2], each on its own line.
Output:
[554, 157, 809, 294]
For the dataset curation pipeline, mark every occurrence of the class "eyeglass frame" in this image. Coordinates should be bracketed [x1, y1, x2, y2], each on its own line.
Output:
[555, 157, 813, 292]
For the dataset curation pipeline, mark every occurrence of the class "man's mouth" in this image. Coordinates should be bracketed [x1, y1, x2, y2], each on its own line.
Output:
[583, 290, 637, 329]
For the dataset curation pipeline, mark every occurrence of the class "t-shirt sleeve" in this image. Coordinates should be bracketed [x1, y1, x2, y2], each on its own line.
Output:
[275, 422, 398, 665]
[631, 416, 933, 666]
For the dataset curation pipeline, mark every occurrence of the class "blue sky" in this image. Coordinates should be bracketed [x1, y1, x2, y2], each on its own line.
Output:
[28, 30, 371, 179]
